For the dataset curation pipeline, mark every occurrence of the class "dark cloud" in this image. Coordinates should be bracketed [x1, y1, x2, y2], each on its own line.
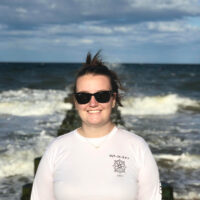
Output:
[0, 0, 200, 63]
[0, 0, 200, 30]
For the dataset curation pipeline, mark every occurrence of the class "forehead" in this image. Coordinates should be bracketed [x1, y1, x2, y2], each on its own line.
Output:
[76, 74, 111, 92]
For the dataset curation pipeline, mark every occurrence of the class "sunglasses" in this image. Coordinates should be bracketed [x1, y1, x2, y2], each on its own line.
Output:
[74, 90, 113, 104]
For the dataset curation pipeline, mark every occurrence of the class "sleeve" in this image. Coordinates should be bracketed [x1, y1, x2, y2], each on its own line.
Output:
[137, 140, 162, 200]
[31, 142, 56, 200]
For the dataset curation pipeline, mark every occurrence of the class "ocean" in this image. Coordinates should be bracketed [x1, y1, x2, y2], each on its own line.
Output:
[0, 62, 200, 200]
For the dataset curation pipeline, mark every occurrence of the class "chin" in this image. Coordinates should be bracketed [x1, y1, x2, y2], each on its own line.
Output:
[86, 119, 110, 127]
[87, 121, 103, 126]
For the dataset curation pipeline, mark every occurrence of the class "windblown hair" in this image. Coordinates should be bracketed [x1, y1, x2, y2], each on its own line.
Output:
[74, 51, 124, 107]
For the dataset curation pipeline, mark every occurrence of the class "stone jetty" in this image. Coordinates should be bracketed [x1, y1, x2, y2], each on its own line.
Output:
[21, 92, 173, 200]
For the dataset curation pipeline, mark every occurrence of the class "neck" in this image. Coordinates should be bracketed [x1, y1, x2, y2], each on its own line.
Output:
[78, 122, 115, 138]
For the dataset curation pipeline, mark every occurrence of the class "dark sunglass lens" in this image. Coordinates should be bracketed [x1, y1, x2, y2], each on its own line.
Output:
[95, 91, 111, 103]
[75, 93, 91, 104]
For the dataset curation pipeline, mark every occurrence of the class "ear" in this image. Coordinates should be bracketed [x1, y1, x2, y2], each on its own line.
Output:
[112, 93, 116, 108]
[73, 96, 78, 110]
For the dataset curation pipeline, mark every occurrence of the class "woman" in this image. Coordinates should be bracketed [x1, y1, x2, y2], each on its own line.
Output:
[31, 52, 162, 200]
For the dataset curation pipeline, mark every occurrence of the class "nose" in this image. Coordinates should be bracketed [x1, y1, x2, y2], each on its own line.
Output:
[89, 95, 98, 107]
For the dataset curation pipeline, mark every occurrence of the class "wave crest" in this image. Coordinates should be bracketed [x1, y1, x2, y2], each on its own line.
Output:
[0, 88, 72, 116]
[119, 94, 199, 115]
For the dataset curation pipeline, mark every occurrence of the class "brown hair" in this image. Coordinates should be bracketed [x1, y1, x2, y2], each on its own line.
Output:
[74, 51, 124, 107]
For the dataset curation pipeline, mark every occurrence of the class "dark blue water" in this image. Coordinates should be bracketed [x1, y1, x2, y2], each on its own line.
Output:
[0, 63, 200, 200]
[1, 63, 199, 97]
[0, 62, 80, 91]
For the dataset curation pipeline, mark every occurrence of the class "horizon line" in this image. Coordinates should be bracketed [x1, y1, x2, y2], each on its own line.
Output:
[0, 61, 199, 65]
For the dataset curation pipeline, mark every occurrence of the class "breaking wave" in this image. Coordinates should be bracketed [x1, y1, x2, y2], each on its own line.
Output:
[0, 88, 72, 116]
[155, 153, 200, 169]
[120, 94, 200, 115]
[0, 130, 53, 178]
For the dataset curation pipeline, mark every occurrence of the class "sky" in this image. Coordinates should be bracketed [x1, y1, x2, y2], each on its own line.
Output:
[0, 0, 200, 63]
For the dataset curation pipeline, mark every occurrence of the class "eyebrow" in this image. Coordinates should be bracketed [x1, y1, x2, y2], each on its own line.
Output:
[76, 89, 112, 93]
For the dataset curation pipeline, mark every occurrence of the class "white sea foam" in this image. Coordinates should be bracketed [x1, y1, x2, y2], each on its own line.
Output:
[119, 94, 199, 115]
[0, 131, 53, 178]
[155, 153, 200, 169]
[0, 88, 72, 116]
[0, 148, 35, 178]
[0, 88, 70, 178]
[106, 62, 123, 69]
[174, 191, 200, 200]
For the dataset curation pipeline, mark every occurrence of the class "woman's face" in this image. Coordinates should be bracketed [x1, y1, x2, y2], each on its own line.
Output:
[75, 74, 116, 128]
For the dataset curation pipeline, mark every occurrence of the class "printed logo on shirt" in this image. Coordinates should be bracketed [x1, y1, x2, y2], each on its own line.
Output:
[109, 154, 130, 160]
[109, 154, 129, 177]
[113, 159, 126, 174]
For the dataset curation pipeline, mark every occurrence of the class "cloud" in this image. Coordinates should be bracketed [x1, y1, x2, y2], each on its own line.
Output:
[1, 0, 200, 30]
[0, 0, 200, 63]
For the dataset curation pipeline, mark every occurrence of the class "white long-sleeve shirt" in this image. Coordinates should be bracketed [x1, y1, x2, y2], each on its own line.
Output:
[31, 127, 162, 200]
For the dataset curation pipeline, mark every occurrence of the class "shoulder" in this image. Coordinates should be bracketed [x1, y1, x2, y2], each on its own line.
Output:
[53, 130, 76, 143]
[116, 128, 147, 146]
[45, 130, 76, 152]
[116, 128, 152, 156]
[116, 128, 155, 167]
[40, 130, 77, 165]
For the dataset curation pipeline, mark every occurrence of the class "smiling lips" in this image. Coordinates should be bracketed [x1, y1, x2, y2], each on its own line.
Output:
[88, 110, 101, 113]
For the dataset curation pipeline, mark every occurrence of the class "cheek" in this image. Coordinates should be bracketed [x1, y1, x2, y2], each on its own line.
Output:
[75, 102, 87, 113]
[104, 102, 114, 113]
[75, 103, 82, 111]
